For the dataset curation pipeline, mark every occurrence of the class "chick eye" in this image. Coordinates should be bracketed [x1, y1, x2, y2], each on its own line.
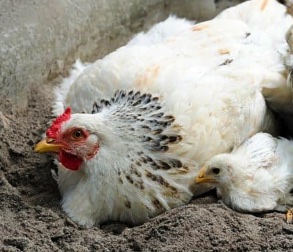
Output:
[72, 129, 83, 139]
[211, 168, 220, 175]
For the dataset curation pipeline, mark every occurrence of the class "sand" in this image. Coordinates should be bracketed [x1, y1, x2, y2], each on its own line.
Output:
[2, 0, 293, 249]
[1, 86, 293, 252]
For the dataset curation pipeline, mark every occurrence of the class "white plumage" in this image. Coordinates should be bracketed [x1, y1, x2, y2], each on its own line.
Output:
[196, 132, 293, 213]
[35, 0, 293, 227]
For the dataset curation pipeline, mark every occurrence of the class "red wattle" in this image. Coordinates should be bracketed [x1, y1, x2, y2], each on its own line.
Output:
[59, 150, 83, 171]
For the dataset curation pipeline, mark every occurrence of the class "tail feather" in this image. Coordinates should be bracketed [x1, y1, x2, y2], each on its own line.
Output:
[52, 60, 90, 116]
[278, 0, 293, 15]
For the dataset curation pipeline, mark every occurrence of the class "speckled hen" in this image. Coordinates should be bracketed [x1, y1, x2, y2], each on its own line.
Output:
[35, 0, 292, 227]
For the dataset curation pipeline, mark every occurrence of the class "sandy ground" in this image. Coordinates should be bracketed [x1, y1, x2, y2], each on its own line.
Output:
[1, 87, 293, 252]
[2, 1, 293, 251]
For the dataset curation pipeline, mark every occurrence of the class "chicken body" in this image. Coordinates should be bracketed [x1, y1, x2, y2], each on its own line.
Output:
[35, 0, 293, 227]
[196, 133, 293, 213]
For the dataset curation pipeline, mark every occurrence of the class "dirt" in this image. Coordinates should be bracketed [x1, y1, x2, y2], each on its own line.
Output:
[0, 87, 293, 252]
[2, 0, 293, 249]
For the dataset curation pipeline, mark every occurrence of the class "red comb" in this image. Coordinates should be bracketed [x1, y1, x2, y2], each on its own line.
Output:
[46, 107, 72, 138]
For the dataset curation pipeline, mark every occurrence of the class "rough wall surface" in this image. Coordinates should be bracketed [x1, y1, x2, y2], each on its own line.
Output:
[0, 0, 159, 109]
[0, 0, 243, 109]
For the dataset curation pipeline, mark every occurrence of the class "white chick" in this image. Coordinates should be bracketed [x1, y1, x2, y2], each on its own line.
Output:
[196, 132, 293, 213]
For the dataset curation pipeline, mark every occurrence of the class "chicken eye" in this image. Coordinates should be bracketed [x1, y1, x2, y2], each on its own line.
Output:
[211, 167, 220, 175]
[72, 129, 83, 139]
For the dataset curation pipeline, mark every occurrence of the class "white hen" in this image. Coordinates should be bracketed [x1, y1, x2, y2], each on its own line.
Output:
[35, 0, 291, 227]
[196, 132, 293, 213]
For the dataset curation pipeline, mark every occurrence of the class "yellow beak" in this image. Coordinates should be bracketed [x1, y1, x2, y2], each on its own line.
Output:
[195, 166, 217, 184]
[34, 138, 63, 153]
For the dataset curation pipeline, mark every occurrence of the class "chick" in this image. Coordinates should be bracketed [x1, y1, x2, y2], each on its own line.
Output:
[196, 133, 293, 213]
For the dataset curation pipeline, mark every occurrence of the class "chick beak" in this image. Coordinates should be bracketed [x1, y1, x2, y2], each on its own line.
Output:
[34, 138, 63, 153]
[195, 166, 216, 184]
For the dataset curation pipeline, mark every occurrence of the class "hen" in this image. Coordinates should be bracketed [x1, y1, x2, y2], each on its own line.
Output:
[35, 0, 291, 227]
[195, 132, 293, 213]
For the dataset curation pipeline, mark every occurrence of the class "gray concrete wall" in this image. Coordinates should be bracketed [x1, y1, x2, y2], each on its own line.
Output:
[0, 0, 242, 110]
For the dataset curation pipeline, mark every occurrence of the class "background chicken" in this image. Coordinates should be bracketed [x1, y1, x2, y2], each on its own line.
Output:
[35, 0, 293, 227]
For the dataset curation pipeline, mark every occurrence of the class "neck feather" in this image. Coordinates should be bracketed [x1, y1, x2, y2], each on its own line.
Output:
[88, 90, 186, 172]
